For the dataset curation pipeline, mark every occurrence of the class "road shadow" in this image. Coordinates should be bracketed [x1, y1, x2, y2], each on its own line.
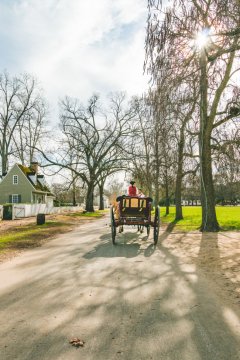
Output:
[84, 231, 141, 259]
[196, 232, 240, 301]
[144, 243, 156, 257]
[159, 238, 240, 360]
[158, 220, 177, 243]
[197, 232, 220, 269]
[1, 221, 240, 360]
[83, 228, 158, 259]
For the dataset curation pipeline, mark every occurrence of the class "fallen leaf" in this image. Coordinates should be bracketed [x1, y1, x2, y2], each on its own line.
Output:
[69, 338, 85, 347]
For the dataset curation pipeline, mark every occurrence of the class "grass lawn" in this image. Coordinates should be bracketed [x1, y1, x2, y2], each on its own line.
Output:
[160, 206, 240, 231]
[0, 221, 70, 250]
[0, 210, 106, 257]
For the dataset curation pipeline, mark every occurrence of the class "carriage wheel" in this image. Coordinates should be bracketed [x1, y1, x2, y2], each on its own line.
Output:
[137, 225, 144, 233]
[146, 225, 150, 237]
[153, 206, 160, 245]
[110, 206, 116, 244]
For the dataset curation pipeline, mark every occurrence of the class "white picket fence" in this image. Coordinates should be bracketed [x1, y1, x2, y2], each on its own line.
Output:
[0, 204, 83, 220]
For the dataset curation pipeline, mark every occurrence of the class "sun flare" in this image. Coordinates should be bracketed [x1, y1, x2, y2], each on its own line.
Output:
[195, 28, 211, 49]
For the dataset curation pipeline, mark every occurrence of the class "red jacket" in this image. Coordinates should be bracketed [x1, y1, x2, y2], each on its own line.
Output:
[128, 185, 137, 196]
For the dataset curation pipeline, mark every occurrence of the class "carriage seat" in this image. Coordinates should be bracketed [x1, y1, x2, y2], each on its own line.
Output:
[117, 196, 152, 218]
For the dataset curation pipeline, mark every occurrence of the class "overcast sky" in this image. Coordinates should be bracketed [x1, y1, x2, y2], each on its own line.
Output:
[0, 0, 149, 122]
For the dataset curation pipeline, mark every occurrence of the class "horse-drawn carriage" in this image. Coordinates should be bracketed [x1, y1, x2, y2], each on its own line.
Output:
[110, 196, 160, 245]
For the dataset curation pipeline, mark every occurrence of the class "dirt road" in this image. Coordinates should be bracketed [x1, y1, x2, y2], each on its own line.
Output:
[0, 217, 240, 360]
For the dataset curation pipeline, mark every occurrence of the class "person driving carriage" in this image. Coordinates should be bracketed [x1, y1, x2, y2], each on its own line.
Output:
[114, 181, 146, 220]
[128, 180, 137, 196]
[128, 182, 145, 198]
[114, 180, 137, 221]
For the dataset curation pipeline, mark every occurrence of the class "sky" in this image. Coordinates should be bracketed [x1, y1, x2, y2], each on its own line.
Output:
[0, 0, 149, 123]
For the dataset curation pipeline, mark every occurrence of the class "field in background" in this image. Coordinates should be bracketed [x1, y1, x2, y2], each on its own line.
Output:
[160, 206, 240, 231]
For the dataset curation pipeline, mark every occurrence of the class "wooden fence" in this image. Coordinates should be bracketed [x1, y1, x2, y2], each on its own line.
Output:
[0, 204, 83, 220]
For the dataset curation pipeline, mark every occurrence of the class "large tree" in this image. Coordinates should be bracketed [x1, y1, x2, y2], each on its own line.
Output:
[146, 0, 240, 231]
[0, 71, 46, 174]
[39, 93, 134, 211]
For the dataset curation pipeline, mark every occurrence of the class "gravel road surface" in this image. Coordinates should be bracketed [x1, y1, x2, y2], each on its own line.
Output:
[0, 217, 240, 360]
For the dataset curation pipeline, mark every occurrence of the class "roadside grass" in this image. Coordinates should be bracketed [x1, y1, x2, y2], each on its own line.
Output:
[0, 221, 70, 250]
[160, 206, 240, 231]
[66, 210, 105, 218]
[0, 210, 107, 257]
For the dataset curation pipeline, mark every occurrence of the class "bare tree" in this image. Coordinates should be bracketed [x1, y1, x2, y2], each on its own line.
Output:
[213, 123, 240, 204]
[171, 82, 199, 220]
[51, 180, 84, 206]
[105, 178, 125, 206]
[12, 98, 48, 165]
[39, 93, 134, 211]
[129, 96, 155, 197]
[0, 71, 45, 174]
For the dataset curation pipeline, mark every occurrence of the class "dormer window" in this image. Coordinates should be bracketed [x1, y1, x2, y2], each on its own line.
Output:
[37, 175, 45, 186]
[13, 175, 18, 185]
[28, 173, 37, 185]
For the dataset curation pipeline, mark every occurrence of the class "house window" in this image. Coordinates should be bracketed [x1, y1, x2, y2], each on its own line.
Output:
[12, 194, 19, 203]
[13, 175, 18, 184]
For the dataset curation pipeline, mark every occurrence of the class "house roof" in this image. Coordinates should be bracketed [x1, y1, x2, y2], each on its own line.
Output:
[18, 164, 54, 195]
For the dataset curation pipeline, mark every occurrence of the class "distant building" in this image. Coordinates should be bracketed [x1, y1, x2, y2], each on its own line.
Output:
[0, 162, 54, 206]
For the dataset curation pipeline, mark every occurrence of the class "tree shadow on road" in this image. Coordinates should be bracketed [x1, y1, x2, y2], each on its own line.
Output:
[158, 230, 240, 360]
[1, 223, 240, 360]
[196, 232, 240, 302]
[83, 230, 157, 259]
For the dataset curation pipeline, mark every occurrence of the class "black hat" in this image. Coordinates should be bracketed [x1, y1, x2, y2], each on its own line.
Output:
[130, 180, 135, 185]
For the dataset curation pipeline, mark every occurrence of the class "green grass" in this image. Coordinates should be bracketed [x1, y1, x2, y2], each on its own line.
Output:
[67, 210, 105, 218]
[159, 206, 240, 231]
[0, 210, 106, 255]
[0, 221, 67, 248]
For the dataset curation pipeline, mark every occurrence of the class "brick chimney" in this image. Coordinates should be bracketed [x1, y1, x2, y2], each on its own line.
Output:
[30, 161, 39, 174]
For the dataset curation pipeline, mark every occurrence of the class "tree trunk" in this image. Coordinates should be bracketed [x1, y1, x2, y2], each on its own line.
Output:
[154, 135, 160, 206]
[165, 177, 169, 215]
[85, 182, 94, 212]
[199, 132, 219, 231]
[72, 188, 77, 206]
[1, 149, 8, 175]
[199, 50, 219, 232]
[175, 129, 184, 221]
[154, 168, 160, 206]
[148, 184, 153, 198]
[146, 154, 153, 198]
[72, 172, 77, 206]
[99, 184, 104, 210]
[175, 180, 183, 220]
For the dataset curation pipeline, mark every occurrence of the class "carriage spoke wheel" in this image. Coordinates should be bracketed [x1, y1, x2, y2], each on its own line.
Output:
[153, 206, 160, 245]
[146, 225, 150, 237]
[110, 206, 116, 244]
